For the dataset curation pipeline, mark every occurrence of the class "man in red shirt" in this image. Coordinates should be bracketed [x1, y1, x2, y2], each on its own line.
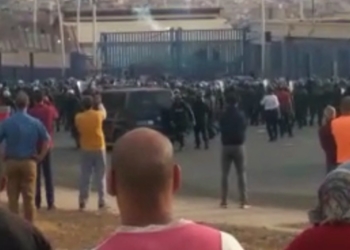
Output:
[275, 86, 294, 138]
[28, 90, 58, 210]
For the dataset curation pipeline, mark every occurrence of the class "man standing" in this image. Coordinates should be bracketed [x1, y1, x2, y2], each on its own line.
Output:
[95, 128, 244, 250]
[65, 89, 81, 148]
[219, 94, 249, 209]
[276, 86, 294, 138]
[261, 87, 280, 142]
[28, 90, 58, 210]
[170, 94, 194, 150]
[192, 93, 210, 149]
[75, 96, 107, 210]
[0, 92, 50, 223]
[332, 97, 350, 165]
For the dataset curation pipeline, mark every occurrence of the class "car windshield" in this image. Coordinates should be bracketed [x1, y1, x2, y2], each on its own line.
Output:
[101, 92, 127, 117]
[127, 90, 172, 120]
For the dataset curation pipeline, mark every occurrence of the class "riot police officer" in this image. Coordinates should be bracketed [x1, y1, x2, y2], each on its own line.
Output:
[170, 91, 194, 150]
[192, 92, 210, 149]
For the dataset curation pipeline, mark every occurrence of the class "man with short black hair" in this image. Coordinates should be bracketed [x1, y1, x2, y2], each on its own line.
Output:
[0, 91, 50, 223]
[29, 90, 58, 210]
[75, 95, 107, 210]
[261, 87, 280, 142]
[219, 93, 249, 209]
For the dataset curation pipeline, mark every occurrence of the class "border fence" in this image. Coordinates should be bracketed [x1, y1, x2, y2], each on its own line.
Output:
[2, 28, 350, 80]
[99, 28, 249, 78]
[246, 37, 350, 79]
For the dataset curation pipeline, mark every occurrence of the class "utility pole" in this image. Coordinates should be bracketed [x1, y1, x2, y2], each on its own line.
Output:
[92, 0, 97, 68]
[76, 0, 81, 52]
[261, 0, 266, 76]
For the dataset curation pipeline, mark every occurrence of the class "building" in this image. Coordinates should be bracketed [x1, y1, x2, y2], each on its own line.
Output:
[249, 18, 350, 40]
[247, 17, 350, 78]
[62, 7, 231, 54]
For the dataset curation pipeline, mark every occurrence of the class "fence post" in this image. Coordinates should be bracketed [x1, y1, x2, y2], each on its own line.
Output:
[282, 38, 288, 78]
[29, 52, 34, 82]
[177, 28, 183, 75]
[0, 52, 2, 82]
[332, 47, 338, 78]
[101, 33, 108, 75]
[242, 28, 248, 75]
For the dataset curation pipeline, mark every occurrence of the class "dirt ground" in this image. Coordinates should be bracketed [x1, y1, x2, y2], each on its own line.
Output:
[217, 224, 296, 250]
[35, 209, 297, 250]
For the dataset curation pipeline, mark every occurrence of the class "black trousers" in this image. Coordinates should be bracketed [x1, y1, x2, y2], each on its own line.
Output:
[264, 109, 279, 141]
[194, 124, 208, 147]
[309, 106, 323, 126]
[35, 151, 54, 208]
[295, 107, 307, 128]
[279, 111, 293, 137]
[174, 124, 186, 148]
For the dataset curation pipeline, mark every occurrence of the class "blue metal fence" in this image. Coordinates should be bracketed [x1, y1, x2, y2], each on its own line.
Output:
[248, 38, 350, 79]
[99, 28, 249, 78]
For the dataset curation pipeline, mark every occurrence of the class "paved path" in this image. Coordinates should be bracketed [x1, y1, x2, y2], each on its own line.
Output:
[52, 126, 324, 209]
[39, 187, 307, 230]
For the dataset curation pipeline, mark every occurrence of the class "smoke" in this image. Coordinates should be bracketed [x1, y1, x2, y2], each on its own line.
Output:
[184, 0, 192, 9]
[132, 6, 162, 31]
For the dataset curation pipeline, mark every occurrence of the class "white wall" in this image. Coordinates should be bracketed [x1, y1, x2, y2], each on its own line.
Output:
[2, 52, 70, 68]
[249, 20, 350, 40]
[65, 18, 232, 43]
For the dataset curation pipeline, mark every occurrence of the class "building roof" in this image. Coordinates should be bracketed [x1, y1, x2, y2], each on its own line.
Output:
[62, 7, 221, 20]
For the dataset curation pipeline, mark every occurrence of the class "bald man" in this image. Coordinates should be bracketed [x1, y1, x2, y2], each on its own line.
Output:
[95, 128, 244, 250]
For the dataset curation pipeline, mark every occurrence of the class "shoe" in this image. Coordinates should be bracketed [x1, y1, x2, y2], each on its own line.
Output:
[98, 204, 107, 210]
[79, 203, 86, 211]
[240, 204, 251, 209]
[220, 202, 228, 209]
[48, 205, 56, 211]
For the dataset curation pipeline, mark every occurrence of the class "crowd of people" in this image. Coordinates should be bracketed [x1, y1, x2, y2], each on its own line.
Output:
[0, 75, 349, 249]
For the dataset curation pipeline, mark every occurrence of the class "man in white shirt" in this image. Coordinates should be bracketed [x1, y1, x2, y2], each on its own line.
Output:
[261, 88, 280, 142]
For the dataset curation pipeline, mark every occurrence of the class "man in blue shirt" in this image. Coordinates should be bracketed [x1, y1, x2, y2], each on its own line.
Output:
[0, 91, 50, 223]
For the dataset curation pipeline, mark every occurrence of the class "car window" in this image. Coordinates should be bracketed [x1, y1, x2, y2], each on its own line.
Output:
[127, 90, 172, 120]
[101, 92, 126, 117]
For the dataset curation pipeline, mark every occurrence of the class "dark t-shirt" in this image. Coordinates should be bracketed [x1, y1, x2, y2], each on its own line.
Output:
[0, 208, 52, 250]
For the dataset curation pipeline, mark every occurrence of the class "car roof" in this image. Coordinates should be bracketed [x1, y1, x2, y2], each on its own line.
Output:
[101, 87, 169, 94]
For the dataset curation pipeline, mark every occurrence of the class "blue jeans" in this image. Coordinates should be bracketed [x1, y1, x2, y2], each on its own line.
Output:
[36, 151, 54, 208]
[221, 145, 247, 205]
[79, 150, 107, 207]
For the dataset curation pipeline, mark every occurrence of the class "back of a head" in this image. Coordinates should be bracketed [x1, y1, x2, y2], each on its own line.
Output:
[81, 96, 93, 110]
[309, 164, 350, 224]
[111, 128, 176, 196]
[266, 87, 273, 95]
[226, 93, 238, 106]
[322, 105, 336, 125]
[33, 90, 44, 104]
[15, 91, 29, 110]
[341, 96, 350, 115]
[0, 207, 53, 249]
